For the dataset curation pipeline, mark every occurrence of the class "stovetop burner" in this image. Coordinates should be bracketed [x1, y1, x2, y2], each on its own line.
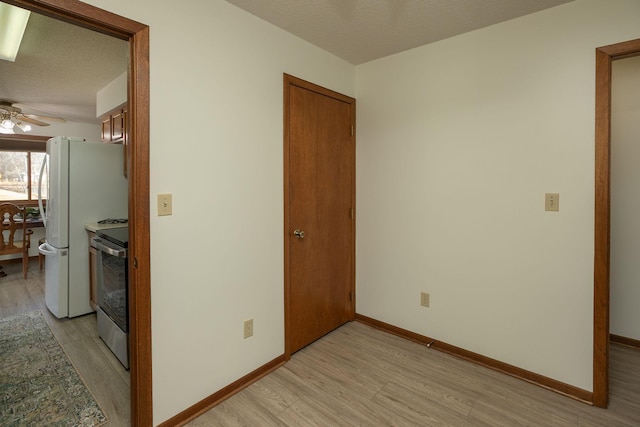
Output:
[98, 218, 128, 224]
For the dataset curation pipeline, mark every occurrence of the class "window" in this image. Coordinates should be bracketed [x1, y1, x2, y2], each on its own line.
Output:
[0, 135, 49, 203]
[0, 151, 47, 201]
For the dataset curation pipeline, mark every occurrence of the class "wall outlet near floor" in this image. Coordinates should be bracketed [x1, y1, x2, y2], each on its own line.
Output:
[243, 319, 254, 339]
[420, 292, 430, 308]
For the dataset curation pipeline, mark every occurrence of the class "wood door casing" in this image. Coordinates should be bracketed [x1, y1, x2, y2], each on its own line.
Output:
[593, 38, 640, 408]
[284, 74, 356, 355]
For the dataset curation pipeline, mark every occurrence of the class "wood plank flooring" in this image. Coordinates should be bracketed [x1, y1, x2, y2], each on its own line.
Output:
[0, 260, 130, 426]
[189, 321, 640, 426]
[4, 260, 638, 426]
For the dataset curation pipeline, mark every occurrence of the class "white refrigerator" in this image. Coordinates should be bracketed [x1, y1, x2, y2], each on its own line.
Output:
[38, 136, 128, 318]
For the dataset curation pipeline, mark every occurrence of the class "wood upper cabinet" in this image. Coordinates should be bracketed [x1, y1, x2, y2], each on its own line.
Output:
[100, 104, 128, 177]
[111, 109, 125, 141]
[101, 104, 127, 144]
[101, 115, 112, 143]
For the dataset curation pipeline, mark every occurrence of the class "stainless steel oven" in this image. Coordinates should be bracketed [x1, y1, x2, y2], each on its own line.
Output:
[91, 227, 129, 369]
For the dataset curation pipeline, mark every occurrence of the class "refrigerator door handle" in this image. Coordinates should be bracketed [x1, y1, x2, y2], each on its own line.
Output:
[38, 155, 48, 227]
[38, 242, 57, 256]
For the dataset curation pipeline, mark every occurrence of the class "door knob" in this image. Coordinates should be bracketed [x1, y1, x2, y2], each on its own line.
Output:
[293, 229, 305, 239]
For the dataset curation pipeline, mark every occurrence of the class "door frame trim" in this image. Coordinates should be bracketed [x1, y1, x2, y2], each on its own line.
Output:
[283, 73, 356, 358]
[593, 37, 640, 408]
[4, 1, 152, 424]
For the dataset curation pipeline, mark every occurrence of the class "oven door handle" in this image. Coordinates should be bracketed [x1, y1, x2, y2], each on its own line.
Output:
[91, 238, 127, 258]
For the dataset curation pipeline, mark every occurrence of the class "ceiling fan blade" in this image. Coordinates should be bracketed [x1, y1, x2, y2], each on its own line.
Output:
[0, 101, 20, 113]
[23, 114, 66, 123]
[18, 115, 50, 126]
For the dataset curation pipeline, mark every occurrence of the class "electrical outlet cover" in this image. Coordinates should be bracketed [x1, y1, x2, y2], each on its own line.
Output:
[421, 292, 430, 307]
[243, 319, 254, 338]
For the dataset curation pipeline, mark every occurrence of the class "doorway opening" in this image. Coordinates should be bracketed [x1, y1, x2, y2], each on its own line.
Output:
[593, 37, 640, 408]
[7, 1, 152, 424]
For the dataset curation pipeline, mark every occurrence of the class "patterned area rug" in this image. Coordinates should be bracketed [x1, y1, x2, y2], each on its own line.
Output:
[0, 311, 107, 426]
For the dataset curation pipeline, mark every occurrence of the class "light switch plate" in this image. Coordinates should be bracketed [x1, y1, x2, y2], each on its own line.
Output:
[545, 193, 559, 212]
[158, 194, 172, 216]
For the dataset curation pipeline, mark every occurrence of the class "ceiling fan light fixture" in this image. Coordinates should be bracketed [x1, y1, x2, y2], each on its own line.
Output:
[1, 118, 16, 129]
[16, 122, 31, 132]
[0, 3, 31, 62]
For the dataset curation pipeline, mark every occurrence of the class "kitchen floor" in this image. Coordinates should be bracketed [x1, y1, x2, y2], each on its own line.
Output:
[0, 259, 130, 426]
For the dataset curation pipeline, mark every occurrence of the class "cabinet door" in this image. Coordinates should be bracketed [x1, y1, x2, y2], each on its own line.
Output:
[101, 117, 112, 143]
[99, 105, 129, 176]
[112, 110, 124, 142]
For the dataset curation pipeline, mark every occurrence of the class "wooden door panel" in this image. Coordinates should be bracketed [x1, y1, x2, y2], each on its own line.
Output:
[286, 76, 355, 354]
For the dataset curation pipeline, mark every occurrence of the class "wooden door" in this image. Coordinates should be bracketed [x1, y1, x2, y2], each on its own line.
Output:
[284, 74, 356, 355]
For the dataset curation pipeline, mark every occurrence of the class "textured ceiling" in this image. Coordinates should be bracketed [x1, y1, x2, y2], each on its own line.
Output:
[225, 0, 573, 65]
[0, 8, 128, 124]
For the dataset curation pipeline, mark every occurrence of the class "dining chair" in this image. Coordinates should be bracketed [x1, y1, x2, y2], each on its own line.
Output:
[0, 203, 33, 279]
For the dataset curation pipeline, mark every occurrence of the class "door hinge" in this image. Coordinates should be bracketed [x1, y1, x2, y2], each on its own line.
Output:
[133, 257, 138, 269]
[351, 125, 354, 136]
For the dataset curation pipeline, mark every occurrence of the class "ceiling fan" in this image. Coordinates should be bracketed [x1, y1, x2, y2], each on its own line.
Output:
[0, 100, 66, 132]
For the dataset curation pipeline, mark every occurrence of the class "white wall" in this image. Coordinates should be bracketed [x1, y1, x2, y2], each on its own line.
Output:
[355, 0, 640, 392]
[96, 71, 127, 117]
[24, 120, 101, 142]
[611, 55, 640, 341]
[77, 0, 355, 424]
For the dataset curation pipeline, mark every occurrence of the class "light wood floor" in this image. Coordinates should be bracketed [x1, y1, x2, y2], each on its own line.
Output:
[189, 321, 640, 426]
[0, 260, 130, 426]
[5, 261, 638, 427]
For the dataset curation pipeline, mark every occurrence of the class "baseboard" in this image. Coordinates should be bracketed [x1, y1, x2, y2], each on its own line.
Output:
[355, 313, 593, 405]
[157, 354, 286, 427]
[611, 334, 640, 349]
